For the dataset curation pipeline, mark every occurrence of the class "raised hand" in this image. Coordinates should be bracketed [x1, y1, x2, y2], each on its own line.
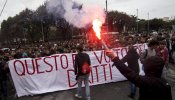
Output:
[105, 50, 116, 60]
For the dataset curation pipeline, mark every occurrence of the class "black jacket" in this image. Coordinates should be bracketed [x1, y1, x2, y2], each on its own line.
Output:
[112, 57, 172, 100]
[74, 52, 91, 76]
[0, 61, 9, 81]
[121, 48, 140, 74]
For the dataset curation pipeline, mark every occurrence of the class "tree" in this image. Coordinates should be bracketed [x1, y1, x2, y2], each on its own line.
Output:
[149, 18, 164, 31]
[108, 11, 136, 33]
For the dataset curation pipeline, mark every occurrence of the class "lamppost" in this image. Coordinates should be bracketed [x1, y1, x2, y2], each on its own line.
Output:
[148, 12, 150, 34]
[136, 9, 139, 33]
[106, 0, 108, 34]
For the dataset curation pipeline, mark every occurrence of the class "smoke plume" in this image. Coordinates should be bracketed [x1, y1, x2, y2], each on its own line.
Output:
[46, 0, 106, 28]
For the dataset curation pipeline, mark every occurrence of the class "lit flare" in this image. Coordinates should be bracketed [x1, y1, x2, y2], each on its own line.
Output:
[92, 19, 102, 40]
[92, 19, 109, 50]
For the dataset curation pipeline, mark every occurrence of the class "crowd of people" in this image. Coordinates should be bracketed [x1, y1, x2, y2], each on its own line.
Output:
[0, 31, 175, 100]
[1, 32, 175, 59]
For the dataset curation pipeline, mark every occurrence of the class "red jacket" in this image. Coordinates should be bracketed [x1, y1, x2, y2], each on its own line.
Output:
[157, 47, 169, 64]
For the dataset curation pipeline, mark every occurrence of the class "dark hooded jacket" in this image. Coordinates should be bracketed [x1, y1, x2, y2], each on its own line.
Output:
[121, 47, 140, 74]
[74, 52, 91, 76]
[112, 56, 172, 100]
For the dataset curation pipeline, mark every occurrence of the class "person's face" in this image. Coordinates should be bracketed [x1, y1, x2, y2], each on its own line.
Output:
[160, 44, 165, 49]
[4, 52, 10, 57]
[9, 56, 14, 60]
[141, 37, 146, 42]
[128, 38, 133, 42]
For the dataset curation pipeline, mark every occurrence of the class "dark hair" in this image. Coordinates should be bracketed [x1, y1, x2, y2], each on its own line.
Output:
[148, 39, 159, 47]
[143, 56, 164, 77]
[159, 41, 166, 45]
[77, 44, 84, 52]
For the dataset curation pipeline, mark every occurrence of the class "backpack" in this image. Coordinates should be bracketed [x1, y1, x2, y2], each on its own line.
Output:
[82, 62, 91, 74]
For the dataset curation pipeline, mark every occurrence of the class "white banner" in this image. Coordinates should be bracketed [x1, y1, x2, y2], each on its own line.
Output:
[8, 44, 147, 97]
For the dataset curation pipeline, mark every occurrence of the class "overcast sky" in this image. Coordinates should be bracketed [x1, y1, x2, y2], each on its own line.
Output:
[0, 0, 175, 25]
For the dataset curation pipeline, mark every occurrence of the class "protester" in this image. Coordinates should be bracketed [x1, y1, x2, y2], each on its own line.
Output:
[106, 50, 172, 100]
[140, 39, 159, 64]
[121, 45, 140, 99]
[0, 57, 8, 100]
[127, 36, 135, 45]
[74, 44, 91, 100]
[21, 48, 28, 58]
[157, 41, 169, 67]
[164, 34, 173, 63]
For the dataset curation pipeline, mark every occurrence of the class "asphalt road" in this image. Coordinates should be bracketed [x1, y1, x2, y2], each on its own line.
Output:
[8, 81, 137, 100]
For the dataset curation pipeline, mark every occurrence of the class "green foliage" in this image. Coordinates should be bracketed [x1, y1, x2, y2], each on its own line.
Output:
[107, 11, 137, 33]
[0, 2, 174, 43]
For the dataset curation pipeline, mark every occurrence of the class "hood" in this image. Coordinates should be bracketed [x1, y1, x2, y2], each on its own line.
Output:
[127, 48, 139, 59]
